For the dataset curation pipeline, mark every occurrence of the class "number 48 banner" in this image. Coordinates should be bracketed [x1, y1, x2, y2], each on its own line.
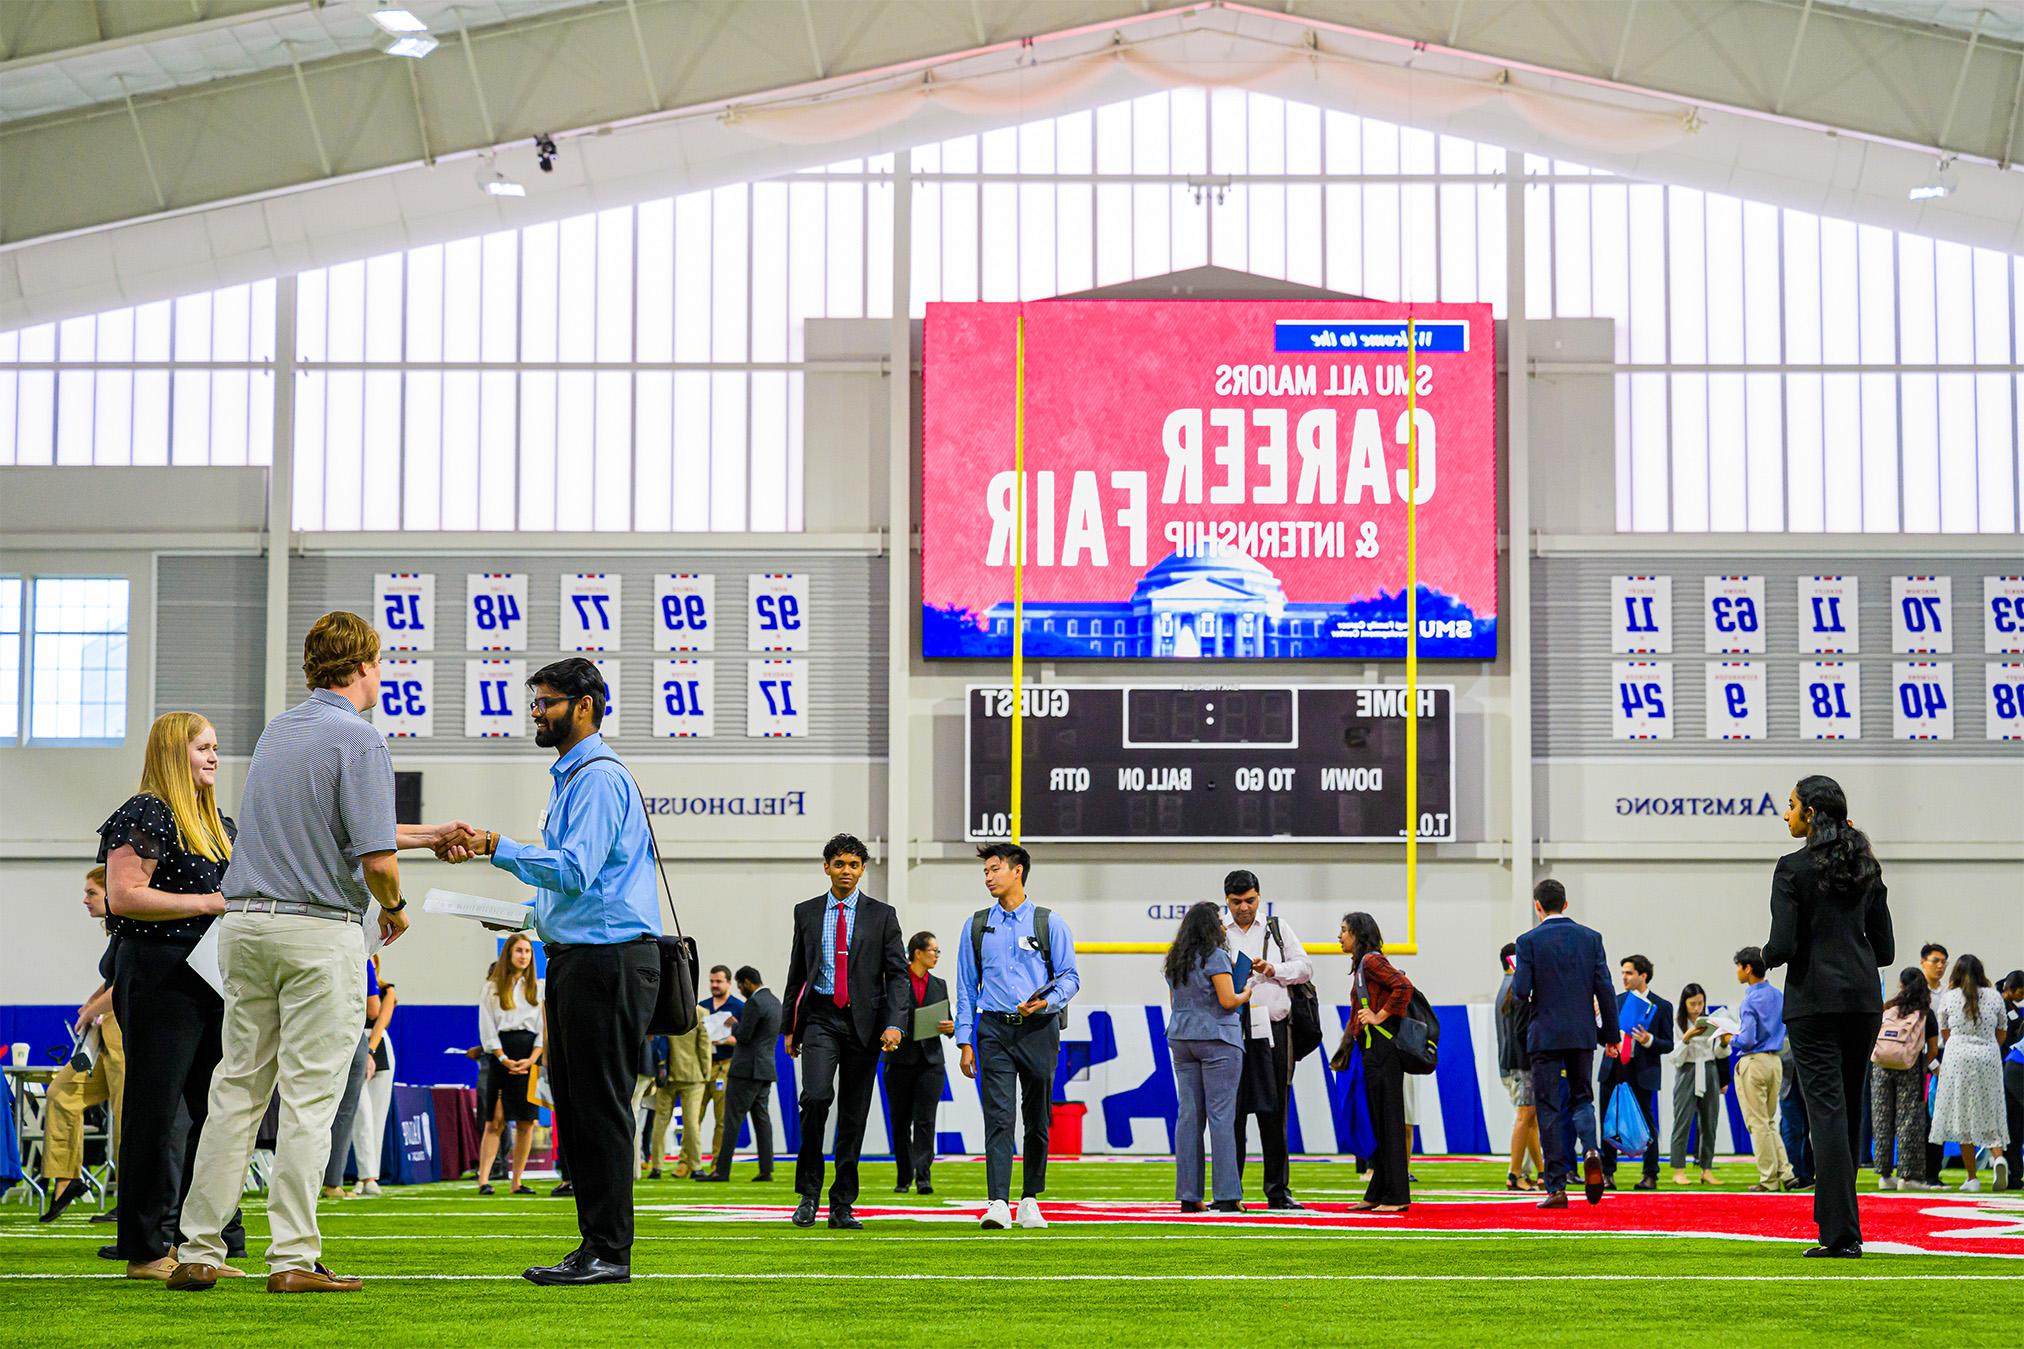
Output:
[466, 574, 528, 651]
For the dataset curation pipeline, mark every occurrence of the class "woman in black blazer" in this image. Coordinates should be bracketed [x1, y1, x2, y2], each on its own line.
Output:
[887, 932, 955, 1195]
[1764, 774, 1893, 1260]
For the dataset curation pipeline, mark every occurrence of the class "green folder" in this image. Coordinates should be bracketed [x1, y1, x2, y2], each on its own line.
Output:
[911, 999, 951, 1040]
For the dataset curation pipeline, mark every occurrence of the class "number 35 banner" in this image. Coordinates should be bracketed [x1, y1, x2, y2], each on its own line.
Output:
[375, 573, 435, 652]
[376, 659, 434, 738]
[561, 574, 622, 652]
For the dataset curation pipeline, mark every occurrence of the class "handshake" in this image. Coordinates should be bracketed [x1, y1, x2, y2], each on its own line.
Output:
[425, 822, 495, 865]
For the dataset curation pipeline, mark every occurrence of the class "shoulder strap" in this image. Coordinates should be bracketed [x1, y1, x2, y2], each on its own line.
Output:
[970, 909, 991, 977]
[1033, 906, 1055, 979]
[1266, 915, 1286, 961]
[556, 755, 682, 942]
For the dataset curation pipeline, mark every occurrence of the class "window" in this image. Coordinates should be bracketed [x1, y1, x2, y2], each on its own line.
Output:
[0, 578, 19, 739]
[27, 577, 129, 742]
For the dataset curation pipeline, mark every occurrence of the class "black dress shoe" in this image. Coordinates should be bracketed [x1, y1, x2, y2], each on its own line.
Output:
[1786, 1179, 1816, 1192]
[1537, 1190, 1569, 1209]
[40, 1178, 88, 1223]
[791, 1196, 818, 1228]
[827, 1205, 863, 1230]
[1180, 1200, 1205, 1213]
[1209, 1200, 1243, 1213]
[894, 1182, 911, 1194]
[916, 1183, 933, 1195]
[549, 1183, 575, 1198]
[1267, 1198, 1307, 1211]
[1583, 1151, 1606, 1205]
[523, 1250, 630, 1286]
[98, 1244, 121, 1260]
[1633, 1177, 1658, 1191]
[91, 1206, 118, 1224]
[1803, 1243, 1861, 1258]
[692, 1173, 727, 1183]
[1601, 1176, 1618, 1191]
[647, 1169, 661, 1180]
[751, 1174, 773, 1183]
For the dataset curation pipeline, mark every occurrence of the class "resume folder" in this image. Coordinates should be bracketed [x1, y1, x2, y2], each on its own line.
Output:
[911, 999, 951, 1040]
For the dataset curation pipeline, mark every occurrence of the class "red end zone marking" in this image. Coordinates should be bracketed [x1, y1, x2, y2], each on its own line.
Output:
[674, 1196, 2023, 1258]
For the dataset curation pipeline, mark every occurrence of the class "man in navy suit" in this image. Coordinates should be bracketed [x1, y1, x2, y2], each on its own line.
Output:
[1598, 954, 1674, 1190]
[1513, 879, 1620, 1208]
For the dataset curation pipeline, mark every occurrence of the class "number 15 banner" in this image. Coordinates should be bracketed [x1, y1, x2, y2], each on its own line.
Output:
[375, 573, 435, 652]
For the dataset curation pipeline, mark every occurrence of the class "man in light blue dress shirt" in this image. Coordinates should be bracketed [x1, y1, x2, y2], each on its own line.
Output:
[957, 843, 1080, 1231]
[458, 658, 661, 1286]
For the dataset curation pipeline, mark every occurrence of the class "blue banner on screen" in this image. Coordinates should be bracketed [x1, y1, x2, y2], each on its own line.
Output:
[1273, 320, 1471, 353]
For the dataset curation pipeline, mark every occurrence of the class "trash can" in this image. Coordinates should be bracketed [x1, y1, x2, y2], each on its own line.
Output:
[1049, 1101, 1087, 1158]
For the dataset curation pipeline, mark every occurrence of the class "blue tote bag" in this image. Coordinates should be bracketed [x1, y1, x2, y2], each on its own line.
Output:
[1602, 1081, 1651, 1155]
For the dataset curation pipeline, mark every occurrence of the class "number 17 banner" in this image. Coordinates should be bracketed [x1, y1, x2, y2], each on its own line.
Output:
[748, 659, 809, 737]
[561, 574, 622, 652]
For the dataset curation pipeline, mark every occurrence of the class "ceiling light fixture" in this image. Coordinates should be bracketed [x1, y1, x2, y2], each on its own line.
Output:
[535, 133, 558, 173]
[478, 156, 526, 198]
[1907, 156, 1957, 202]
[370, 8, 431, 35]
[382, 33, 438, 58]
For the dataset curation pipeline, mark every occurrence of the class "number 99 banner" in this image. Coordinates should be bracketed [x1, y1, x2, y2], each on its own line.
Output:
[656, 574, 716, 652]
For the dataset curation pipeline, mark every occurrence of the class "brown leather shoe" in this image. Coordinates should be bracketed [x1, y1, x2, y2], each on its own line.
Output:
[166, 1262, 221, 1291]
[267, 1264, 362, 1293]
[127, 1257, 177, 1281]
[215, 1264, 248, 1278]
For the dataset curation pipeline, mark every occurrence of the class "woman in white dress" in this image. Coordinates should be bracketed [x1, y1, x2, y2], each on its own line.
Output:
[1927, 953, 2011, 1193]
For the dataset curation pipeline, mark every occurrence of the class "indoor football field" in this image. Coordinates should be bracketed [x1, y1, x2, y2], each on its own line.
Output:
[5, 1158, 2018, 1345]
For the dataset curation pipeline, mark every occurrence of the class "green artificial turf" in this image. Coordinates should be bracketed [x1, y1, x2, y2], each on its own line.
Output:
[3, 1158, 2017, 1346]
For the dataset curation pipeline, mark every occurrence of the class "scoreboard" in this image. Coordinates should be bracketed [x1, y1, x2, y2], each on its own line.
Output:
[965, 685, 1456, 843]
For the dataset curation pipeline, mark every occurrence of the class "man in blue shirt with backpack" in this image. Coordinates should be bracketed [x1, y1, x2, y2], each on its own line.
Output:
[957, 843, 1080, 1232]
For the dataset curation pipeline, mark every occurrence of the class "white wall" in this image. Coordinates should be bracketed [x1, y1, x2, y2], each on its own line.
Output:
[5, 323, 2019, 1021]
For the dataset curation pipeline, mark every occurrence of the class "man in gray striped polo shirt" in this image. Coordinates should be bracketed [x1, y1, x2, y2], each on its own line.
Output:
[169, 611, 469, 1295]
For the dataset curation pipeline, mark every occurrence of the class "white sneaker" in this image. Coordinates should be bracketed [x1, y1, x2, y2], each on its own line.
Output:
[1995, 1158, 2010, 1192]
[1959, 1178, 1981, 1193]
[1877, 1174, 1898, 1191]
[980, 1199, 1011, 1230]
[353, 1180, 381, 1198]
[1015, 1197, 1049, 1230]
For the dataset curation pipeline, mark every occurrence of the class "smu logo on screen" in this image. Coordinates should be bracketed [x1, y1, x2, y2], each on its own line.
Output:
[1614, 793, 1780, 818]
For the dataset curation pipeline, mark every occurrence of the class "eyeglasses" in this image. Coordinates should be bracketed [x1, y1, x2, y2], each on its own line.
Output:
[529, 695, 576, 713]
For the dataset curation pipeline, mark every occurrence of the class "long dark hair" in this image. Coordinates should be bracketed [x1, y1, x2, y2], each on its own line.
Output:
[1676, 982, 1707, 1031]
[1340, 911, 1384, 961]
[1793, 775, 1881, 895]
[1949, 953, 1991, 1024]
[1163, 902, 1227, 987]
[1886, 966, 1932, 1021]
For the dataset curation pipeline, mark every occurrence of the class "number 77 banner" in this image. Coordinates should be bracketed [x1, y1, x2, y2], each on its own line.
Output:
[561, 574, 622, 653]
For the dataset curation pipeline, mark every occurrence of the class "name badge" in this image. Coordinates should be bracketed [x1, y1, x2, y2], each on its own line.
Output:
[537, 806, 549, 833]
[1021, 935, 1043, 952]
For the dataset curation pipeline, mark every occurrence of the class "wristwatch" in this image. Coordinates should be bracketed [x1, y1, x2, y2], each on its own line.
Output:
[382, 896, 408, 913]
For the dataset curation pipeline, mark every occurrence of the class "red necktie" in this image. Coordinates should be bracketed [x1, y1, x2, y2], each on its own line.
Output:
[832, 902, 850, 1009]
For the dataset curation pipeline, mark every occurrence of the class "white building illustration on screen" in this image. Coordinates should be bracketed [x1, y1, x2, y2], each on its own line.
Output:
[983, 551, 1338, 658]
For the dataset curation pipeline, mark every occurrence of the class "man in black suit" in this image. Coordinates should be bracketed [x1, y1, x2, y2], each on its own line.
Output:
[780, 833, 907, 1230]
[887, 932, 955, 1195]
[1763, 777, 1893, 1257]
[1598, 954, 1674, 1191]
[697, 966, 782, 1184]
[1513, 879, 1620, 1209]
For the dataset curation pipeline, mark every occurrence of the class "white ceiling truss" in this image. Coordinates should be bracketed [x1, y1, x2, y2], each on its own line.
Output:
[1, 0, 2019, 328]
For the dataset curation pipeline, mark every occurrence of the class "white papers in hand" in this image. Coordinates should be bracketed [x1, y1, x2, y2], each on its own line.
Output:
[422, 889, 533, 930]
[186, 924, 225, 996]
[705, 1010, 734, 1043]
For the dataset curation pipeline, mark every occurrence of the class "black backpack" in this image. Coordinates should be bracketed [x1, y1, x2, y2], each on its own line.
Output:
[970, 904, 1067, 1028]
[1393, 985, 1441, 1075]
[1266, 917, 1324, 1061]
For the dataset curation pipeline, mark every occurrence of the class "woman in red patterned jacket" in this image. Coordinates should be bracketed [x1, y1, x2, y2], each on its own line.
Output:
[1341, 911, 1413, 1213]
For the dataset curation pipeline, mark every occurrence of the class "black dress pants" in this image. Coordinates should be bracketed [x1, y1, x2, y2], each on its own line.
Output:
[545, 939, 658, 1263]
[1529, 1046, 1599, 1194]
[112, 937, 242, 1262]
[1233, 1021, 1294, 1204]
[1360, 1032, 1411, 1206]
[978, 1014, 1059, 1202]
[712, 1076, 775, 1179]
[1786, 1010, 1881, 1252]
[885, 1057, 946, 1187]
[794, 1002, 881, 1207]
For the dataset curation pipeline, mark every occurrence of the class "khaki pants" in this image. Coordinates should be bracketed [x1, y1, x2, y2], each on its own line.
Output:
[705, 1063, 733, 1159]
[1734, 1051, 1794, 1186]
[649, 1080, 709, 1174]
[41, 1013, 126, 1182]
[178, 914, 365, 1273]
